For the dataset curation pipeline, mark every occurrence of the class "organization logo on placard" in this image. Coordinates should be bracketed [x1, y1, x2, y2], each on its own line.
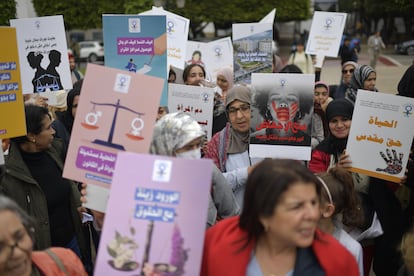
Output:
[129, 18, 141, 33]
[152, 159, 172, 182]
[114, 73, 131, 93]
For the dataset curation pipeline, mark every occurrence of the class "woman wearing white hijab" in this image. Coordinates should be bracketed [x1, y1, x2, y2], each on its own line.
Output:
[150, 112, 240, 226]
[213, 67, 234, 135]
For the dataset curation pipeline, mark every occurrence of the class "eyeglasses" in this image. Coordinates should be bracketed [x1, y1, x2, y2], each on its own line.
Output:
[342, 69, 354, 74]
[0, 231, 32, 262]
[227, 104, 250, 115]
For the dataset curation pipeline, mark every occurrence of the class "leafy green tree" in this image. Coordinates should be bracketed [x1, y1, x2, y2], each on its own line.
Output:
[175, 0, 310, 38]
[32, 0, 125, 29]
[339, 0, 414, 41]
[32, 0, 311, 38]
[124, 0, 154, 14]
[0, 0, 16, 26]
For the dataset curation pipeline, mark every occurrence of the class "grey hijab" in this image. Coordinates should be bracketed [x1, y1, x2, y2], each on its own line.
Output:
[225, 85, 252, 154]
[346, 65, 376, 103]
[150, 112, 204, 156]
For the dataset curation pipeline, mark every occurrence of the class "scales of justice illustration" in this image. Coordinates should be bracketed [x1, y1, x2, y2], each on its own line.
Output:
[81, 98, 145, 150]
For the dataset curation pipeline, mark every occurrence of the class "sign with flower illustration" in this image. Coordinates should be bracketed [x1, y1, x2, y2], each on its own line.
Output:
[94, 152, 212, 275]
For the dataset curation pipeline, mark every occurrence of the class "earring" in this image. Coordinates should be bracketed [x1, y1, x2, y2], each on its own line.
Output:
[32, 139, 36, 143]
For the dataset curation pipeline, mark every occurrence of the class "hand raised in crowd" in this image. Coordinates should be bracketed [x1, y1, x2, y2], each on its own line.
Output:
[34, 96, 48, 108]
[79, 183, 106, 230]
[400, 148, 413, 186]
[400, 169, 408, 186]
[23, 94, 48, 107]
[80, 182, 88, 204]
[320, 97, 333, 112]
[337, 151, 352, 168]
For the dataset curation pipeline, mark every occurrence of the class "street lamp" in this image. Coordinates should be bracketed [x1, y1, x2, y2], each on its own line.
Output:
[153, 0, 185, 8]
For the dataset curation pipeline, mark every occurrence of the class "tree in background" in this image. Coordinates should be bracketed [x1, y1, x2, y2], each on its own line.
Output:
[178, 0, 311, 39]
[338, 0, 414, 43]
[32, 0, 311, 39]
[0, 0, 16, 26]
[32, 0, 125, 29]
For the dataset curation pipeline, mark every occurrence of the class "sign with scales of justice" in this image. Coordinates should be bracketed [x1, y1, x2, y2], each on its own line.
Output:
[81, 98, 145, 150]
[63, 64, 164, 212]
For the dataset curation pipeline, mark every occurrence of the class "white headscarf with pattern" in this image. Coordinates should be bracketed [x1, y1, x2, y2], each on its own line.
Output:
[150, 112, 204, 156]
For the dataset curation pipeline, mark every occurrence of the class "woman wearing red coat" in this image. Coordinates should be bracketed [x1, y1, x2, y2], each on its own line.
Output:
[201, 159, 359, 276]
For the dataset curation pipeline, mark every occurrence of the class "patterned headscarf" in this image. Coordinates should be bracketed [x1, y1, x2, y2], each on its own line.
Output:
[342, 61, 358, 71]
[346, 65, 376, 103]
[150, 112, 204, 156]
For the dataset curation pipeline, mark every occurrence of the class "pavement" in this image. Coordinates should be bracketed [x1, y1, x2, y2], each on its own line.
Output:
[277, 44, 412, 95]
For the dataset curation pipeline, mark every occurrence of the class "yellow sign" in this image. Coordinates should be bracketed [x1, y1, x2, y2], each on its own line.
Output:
[0, 27, 26, 139]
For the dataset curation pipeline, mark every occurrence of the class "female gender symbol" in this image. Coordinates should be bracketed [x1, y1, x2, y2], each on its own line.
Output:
[130, 117, 144, 136]
[131, 20, 137, 30]
[167, 21, 174, 33]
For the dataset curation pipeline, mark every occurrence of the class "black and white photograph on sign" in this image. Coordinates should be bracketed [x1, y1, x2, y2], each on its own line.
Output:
[250, 73, 314, 160]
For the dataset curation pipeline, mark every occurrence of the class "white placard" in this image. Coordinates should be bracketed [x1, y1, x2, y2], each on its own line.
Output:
[140, 7, 190, 70]
[346, 90, 414, 182]
[168, 83, 214, 140]
[10, 15, 72, 94]
[306, 11, 347, 57]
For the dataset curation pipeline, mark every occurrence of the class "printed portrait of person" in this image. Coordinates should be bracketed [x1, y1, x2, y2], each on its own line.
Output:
[186, 50, 205, 68]
[250, 81, 313, 146]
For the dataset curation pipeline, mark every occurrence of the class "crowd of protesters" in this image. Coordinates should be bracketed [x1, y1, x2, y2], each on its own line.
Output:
[1, 15, 414, 275]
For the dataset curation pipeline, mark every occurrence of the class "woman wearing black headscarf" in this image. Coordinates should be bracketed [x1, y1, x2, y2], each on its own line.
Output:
[398, 64, 414, 98]
[397, 64, 414, 275]
[310, 98, 404, 276]
[50, 79, 98, 274]
[51, 79, 82, 156]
